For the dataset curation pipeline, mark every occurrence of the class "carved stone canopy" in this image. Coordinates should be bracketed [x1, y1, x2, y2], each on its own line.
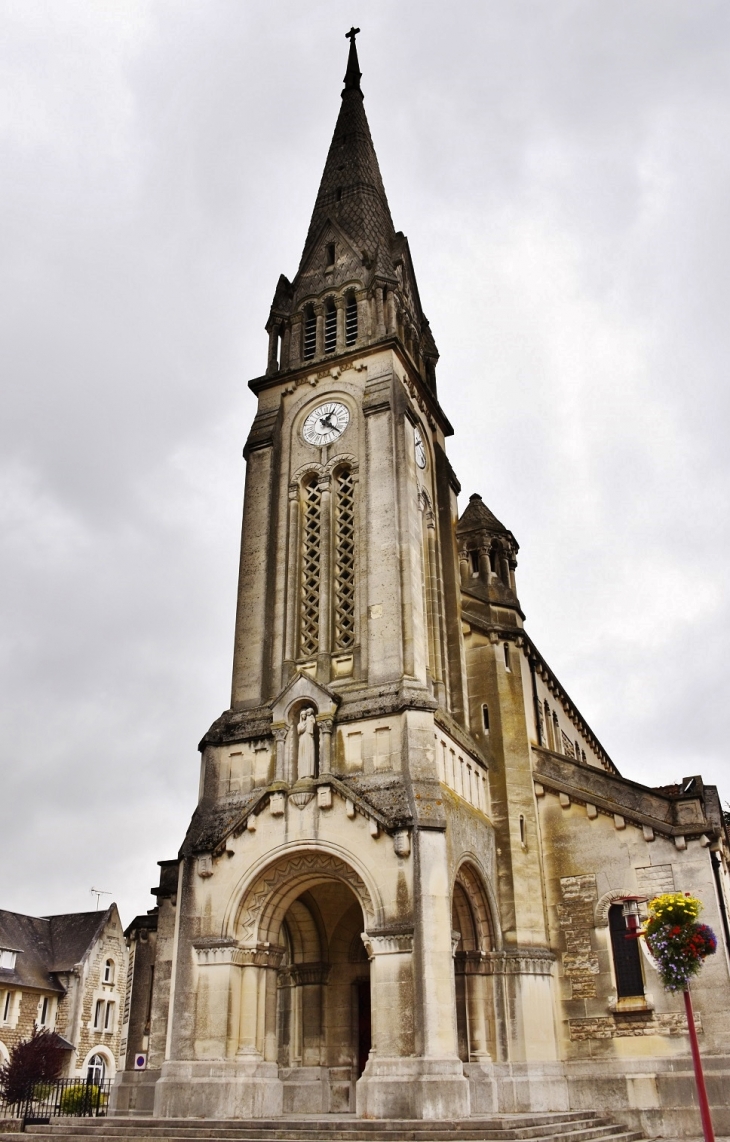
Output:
[270, 672, 340, 724]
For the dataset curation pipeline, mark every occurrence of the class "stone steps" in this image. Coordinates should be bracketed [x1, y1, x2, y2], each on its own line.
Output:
[6, 1113, 645, 1142]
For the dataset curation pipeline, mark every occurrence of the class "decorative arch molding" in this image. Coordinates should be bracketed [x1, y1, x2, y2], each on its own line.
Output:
[595, 889, 635, 928]
[291, 462, 325, 486]
[453, 854, 502, 951]
[223, 841, 383, 946]
[325, 452, 358, 476]
[79, 1044, 116, 1079]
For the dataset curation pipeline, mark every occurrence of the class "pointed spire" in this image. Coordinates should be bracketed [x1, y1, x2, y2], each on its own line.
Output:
[297, 31, 396, 275]
[343, 27, 362, 94]
[457, 493, 512, 539]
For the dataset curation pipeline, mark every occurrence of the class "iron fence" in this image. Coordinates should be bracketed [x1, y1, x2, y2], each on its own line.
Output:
[0, 1077, 112, 1122]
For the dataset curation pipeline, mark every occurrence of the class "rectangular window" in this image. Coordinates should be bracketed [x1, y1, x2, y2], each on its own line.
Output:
[105, 1001, 114, 1031]
[94, 998, 105, 1029]
[2, 990, 11, 1022]
[38, 996, 49, 1026]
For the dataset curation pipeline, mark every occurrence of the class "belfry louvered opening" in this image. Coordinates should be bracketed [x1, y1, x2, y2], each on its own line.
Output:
[299, 477, 322, 657]
[303, 308, 316, 360]
[333, 467, 356, 650]
[345, 295, 358, 346]
[324, 301, 337, 354]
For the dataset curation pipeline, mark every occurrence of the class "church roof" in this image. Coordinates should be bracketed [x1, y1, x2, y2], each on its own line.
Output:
[456, 493, 511, 538]
[297, 31, 397, 278]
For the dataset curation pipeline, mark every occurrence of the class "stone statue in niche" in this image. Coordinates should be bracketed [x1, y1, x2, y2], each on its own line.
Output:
[296, 708, 317, 779]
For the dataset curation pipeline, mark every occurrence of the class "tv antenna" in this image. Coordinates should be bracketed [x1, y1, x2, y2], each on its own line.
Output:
[90, 887, 112, 910]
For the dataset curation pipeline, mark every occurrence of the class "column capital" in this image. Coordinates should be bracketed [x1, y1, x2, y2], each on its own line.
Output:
[362, 929, 414, 958]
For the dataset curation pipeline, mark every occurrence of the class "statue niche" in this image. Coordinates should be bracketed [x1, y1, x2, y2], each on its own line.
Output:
[289, 701, 319, 782]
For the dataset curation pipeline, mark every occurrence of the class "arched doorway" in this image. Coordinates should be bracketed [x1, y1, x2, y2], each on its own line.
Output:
[451, 863, 498, 1063]
[276, 881, 370, 1111]
[232, 851, 377, 1113]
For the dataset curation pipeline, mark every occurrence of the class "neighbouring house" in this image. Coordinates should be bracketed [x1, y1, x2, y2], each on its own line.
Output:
[0, 905, 127, 1084]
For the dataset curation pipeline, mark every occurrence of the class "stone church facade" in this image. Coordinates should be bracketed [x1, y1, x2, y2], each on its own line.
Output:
[111, 34, 730, 1137]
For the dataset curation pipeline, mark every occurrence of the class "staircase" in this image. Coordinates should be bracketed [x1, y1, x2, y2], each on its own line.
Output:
[0, 1112, 645, 1142]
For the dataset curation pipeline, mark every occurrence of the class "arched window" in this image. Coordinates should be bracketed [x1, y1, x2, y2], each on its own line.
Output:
[87, 1053, 106, 1084]
[469, 550, 479, 576]
[608, 904, 645, 997]
[103, 959, 114, 985]
[299, 477, 322, 658]
[324, 300, 336, 354]
[552, 712, 561, 753]
[303, 307, 316, 360]
[345, 294, 358, 345]
[333, 467, 356, 650]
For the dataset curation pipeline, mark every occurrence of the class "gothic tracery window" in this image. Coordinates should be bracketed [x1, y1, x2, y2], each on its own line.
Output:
[297, 464, 357, 661]
[333, 467, 356, 650]
[299, 477, 322, 657]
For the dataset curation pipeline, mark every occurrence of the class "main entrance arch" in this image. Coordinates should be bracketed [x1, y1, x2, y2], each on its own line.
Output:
[230, 848, 378, 1113]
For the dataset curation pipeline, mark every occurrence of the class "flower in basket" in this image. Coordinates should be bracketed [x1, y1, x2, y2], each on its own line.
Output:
[642, 893, 717, 992]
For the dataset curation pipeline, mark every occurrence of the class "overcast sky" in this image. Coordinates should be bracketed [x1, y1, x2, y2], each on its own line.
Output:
[1, 0, 728, 928]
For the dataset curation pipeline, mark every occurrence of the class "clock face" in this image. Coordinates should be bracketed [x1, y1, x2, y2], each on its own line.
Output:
[414, 426, 427, 469]
[302, 402, 350, 447]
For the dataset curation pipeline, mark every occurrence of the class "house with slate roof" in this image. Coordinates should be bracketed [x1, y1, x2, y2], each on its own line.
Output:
[0, 904, 127, 1082]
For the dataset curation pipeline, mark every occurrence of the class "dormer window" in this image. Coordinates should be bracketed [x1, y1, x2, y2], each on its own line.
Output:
[0, 949, 17, 971]
[326, 243, 335, 267]
[345, 294, 358, 345]
[324, 301, 336, 354]
[303, 307, 316, 360]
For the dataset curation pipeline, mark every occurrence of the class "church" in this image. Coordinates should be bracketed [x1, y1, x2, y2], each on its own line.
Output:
[112, 32, 730, 1137]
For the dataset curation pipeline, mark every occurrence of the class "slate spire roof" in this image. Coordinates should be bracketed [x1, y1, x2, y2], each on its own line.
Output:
[456, 493, 512, 540]
[297, 31, 396, 277]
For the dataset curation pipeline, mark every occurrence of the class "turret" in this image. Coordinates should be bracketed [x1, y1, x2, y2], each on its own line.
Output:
[456, 492, 522, 627]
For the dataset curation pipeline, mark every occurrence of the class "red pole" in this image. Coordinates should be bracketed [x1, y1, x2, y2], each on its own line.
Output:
[684, 987, 715, 1142]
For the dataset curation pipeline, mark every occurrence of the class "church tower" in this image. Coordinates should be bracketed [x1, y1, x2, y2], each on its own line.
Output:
[114, 32, 561, 1123]
[112, 32, 730, 1135]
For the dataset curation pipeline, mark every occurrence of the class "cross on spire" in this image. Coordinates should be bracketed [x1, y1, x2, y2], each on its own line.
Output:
[343, 26, 362, 93]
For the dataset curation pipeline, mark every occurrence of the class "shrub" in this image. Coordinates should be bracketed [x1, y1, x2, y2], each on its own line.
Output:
[0, 1029, 66, 1105]
[59, 1082, 105, 1114]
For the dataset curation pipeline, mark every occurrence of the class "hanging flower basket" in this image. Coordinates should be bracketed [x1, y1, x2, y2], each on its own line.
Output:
[642, 893, 717, 992]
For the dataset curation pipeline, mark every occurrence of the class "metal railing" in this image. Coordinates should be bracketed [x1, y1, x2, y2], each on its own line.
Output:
[0, 1077, 112, 1122]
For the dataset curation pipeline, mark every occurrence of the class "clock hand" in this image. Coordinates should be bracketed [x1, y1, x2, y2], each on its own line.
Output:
[319, 414, 335, 429]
